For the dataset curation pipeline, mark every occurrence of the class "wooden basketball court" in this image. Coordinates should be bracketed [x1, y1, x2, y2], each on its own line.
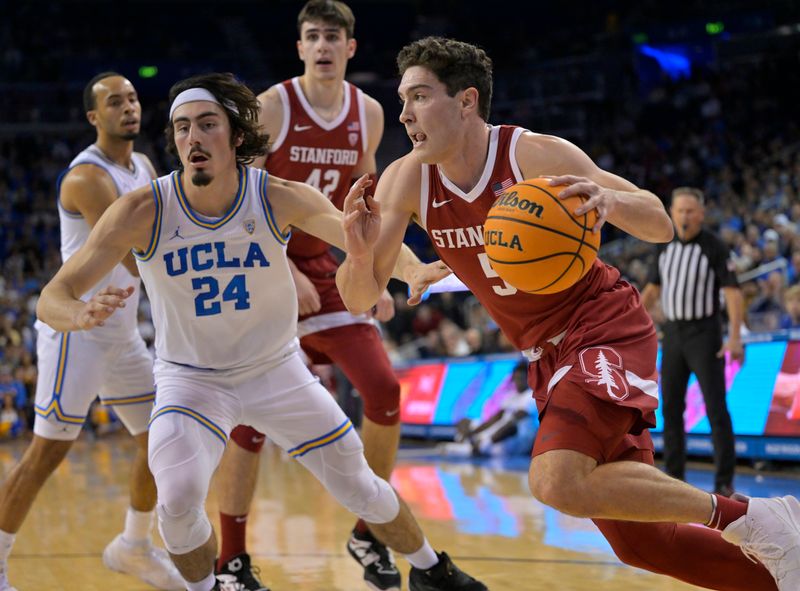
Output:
[0, 434, 716, 590]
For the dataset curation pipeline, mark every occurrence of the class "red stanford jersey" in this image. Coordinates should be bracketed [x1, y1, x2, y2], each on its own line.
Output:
[266, 77, 367, 260]
[421, 125, 624, 353]
[423, 125, 659, 428]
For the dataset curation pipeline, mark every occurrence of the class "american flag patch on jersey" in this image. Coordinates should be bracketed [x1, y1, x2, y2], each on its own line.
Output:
[347, 121, 360, 132]
[492, 178, 514, 196]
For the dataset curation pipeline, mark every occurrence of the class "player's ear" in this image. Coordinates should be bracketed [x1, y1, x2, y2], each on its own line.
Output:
[461, 87, 479, 117]
[347, 37, 357, 59]
[296, 39, 305, 61]
[86, 109, 98, 127]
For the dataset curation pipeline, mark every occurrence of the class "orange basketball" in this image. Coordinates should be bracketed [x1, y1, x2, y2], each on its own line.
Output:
[483, 178, 600, 294]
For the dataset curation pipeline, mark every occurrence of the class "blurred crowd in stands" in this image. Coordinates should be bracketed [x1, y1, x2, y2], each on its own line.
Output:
[2, 1, 799, 436]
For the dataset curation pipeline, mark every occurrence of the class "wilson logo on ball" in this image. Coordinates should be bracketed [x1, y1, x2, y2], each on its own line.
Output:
[492, 190, 544, 218]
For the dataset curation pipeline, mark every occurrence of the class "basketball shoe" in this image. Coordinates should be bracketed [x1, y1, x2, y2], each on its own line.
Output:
[215, 573, 246, 591]
[409, 552, 487, 591]
[216, 553, 270, 591]
[721, 495, 800, 590]
[102, 533, 185, 590]
[0, 562, 17, 591]
[347, 527, 401, 590]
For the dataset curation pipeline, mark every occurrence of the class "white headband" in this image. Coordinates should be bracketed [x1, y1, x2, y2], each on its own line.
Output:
[168, 88, 240, 120]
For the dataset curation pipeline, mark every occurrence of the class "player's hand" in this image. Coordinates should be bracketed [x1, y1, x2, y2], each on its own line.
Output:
[342, 174, 378, 259]
[293, 270, 321, 316]
[406, 261, 452, 306]
[548, 175, 616, 233]
[370, 289, 395, 322]
[73, 285, 134, 330]
[718, 337, 745, 363]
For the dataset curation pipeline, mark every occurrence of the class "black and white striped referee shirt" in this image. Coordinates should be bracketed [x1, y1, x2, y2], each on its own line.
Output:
[648, 229, 739, 321]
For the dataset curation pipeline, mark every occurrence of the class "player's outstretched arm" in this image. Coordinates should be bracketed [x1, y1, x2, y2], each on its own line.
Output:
[337, 159, 418, 314]
[37, 187, 155, 332]
[517, 133, 674, 243]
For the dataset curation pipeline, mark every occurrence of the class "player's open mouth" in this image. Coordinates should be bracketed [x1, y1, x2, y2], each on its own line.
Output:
[316, 59, 333, 66]
[189, 153, 209, 164]
[410, 132, 426, 147]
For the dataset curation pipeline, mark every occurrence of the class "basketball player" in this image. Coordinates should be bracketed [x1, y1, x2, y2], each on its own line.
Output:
[35, 73, 485, 591]
[337, 37, 800, 590]
[214, 3, 405, 589]
[0, 73, 184, 590]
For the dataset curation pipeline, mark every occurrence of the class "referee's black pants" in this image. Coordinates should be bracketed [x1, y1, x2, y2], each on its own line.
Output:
[660, 317, 736, 490]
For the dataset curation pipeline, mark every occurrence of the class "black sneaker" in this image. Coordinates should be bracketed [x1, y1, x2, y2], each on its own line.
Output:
[346, 528, 401, 590]
[216, 553, 270, 591]
[409, 552, 487, 591]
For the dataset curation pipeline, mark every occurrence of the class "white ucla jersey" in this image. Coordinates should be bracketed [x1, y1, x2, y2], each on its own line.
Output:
[51, 145, 152, 339]
[135, 165, 298, 371]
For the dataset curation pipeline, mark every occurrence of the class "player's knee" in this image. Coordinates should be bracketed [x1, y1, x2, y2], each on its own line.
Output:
[342, 470, 400, 523]
[230, 424, 266, 453]
[362, 379, 401, 426]
[529, 462, 589, 516]
[317, 434, 400, 523]
[156, 503, 212, 555]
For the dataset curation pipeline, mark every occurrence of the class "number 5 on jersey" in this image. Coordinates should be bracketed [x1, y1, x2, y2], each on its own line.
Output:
[478, 252, 517, 296]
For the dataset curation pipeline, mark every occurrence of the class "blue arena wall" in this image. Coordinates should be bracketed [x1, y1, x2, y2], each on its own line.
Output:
[396, 330, 800, 461]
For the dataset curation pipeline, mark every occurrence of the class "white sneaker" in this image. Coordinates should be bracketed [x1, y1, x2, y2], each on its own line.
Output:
[102, 534, 185, 590]
[721, 496, 800, 590]
[0, 562, 17, 591]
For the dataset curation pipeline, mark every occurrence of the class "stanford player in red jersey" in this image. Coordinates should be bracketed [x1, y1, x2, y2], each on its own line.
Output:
[339, 36, 800, 590]
[213, 3, 453, 591]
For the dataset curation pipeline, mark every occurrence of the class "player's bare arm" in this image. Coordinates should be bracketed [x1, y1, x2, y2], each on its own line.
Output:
[516, 133, 674, 243]
[37, 187, 155, 332]
[139, 152, 159, 181]
[251, 86, 284, 170]
[350, 94, 384, 178]
[269, 175, 361, 250]
[59, 164, 142, 277]
[337, 155, 422, 314]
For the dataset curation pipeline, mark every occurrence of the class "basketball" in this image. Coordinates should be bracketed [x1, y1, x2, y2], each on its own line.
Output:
[483, 178, 600, 294]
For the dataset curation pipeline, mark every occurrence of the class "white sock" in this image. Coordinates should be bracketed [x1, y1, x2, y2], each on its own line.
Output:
[404, 539, 438, 570]
[185, 572, 215, 591]
[122, 508, 153, 544]
[0, 530, 15, 563]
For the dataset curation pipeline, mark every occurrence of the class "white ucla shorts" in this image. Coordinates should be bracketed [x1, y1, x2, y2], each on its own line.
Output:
[34, 323, 155, 440]
[149, 341, 353, 456]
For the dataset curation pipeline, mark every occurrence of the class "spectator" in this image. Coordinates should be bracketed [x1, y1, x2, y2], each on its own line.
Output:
[780, 285, 800, 329]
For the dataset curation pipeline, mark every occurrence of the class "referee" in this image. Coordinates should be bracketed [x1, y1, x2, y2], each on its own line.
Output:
[641, 186, 744, 497]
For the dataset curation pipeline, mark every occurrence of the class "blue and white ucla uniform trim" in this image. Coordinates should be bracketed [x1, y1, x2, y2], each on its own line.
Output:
[288, 418, 354, 458]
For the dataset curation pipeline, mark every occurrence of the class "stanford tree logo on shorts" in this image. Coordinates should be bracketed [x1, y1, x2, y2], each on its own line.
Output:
[579, 346, 629, 401]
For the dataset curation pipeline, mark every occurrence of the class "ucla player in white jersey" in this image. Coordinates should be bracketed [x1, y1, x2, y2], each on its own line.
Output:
[35, 73, 485, 591]
[0, 73, 184, 590]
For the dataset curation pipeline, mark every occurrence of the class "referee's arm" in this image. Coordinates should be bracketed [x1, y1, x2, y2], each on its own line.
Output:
[640, 246, 663, 314]
[641, 283, 661, 313]
[720, 287, 745, 361]
[716, 241, 745, 362]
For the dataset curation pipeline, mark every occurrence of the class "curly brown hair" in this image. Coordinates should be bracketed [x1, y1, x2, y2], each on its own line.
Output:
[164, 73, 268, 168]
[397, 37, 493, 121]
